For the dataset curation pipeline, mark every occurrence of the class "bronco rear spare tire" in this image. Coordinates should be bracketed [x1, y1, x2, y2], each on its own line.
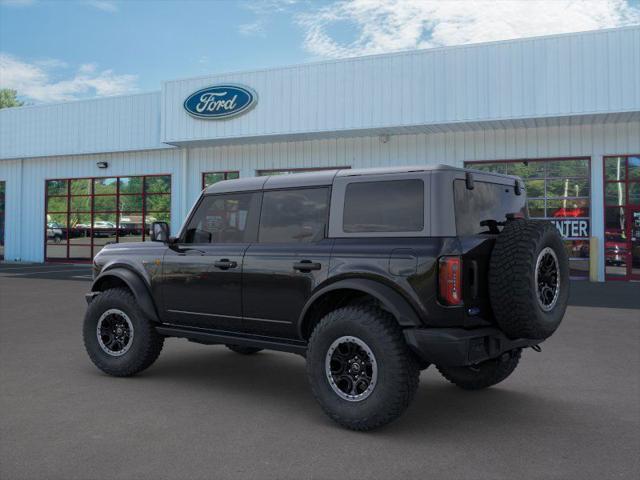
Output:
[489, 220, 569, 340]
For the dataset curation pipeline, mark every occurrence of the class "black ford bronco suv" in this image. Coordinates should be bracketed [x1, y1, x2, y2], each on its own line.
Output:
[83, 166, 569, 431]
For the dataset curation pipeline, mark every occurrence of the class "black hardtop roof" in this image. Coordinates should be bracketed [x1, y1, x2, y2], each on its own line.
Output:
[203, 164, 519, 194]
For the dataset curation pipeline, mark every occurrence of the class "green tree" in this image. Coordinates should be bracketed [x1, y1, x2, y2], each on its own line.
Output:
[0, 89, 24, 109]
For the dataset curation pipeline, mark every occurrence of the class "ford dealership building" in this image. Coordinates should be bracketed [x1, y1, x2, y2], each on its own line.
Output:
[0, 26, 639, 281]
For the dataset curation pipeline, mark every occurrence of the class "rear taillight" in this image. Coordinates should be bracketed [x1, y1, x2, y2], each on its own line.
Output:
[438, 256, 462, 306]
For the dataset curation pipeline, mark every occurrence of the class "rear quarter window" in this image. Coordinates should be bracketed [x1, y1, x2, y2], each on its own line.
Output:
[343, 179, 424, 233]
[454, 180, 527, 235]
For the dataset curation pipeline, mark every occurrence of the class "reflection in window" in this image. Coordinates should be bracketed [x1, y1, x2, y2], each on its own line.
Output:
[184, 193, 260, 244]
[466, 158, 591, 277]
[454, 181, 527, 235]
[629, 183, 640, 205]
[605, 157, 626, 181]
[547, 199, 589, 218]
[145, 176, 171, 194]
[119, 177, 143, 194]
[94, 178, 117, 194]
[528, 199, 545, 218]
[45, 175, 171, 260]
[259, 188, 329, 243]
[71, 179, 92, 195]
[467, 159, 590, 220]
[629, 156, 640, 180]
[605, 183, 625, 206]
[203, 171, 239, 188]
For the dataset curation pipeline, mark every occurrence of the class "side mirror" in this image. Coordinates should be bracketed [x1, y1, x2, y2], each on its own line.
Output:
[150, 221, 170, 242]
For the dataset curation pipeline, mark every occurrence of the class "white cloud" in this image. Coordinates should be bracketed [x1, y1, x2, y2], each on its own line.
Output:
[297, 0, 640, 59]
[83, 0, 118, 13]
[0, 53, 138, 103]
[34, 58, 69, 69]
[242, 0, 299, 15]
[238, 19, 266, 36]
[78, 63, 97, 74]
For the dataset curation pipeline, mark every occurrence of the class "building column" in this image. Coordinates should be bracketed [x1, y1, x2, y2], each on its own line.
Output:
[239, 168, 256, 179]
[590, 155, 605, 282]
[174, 148, 189, 235]
[16, 158, 23, 262]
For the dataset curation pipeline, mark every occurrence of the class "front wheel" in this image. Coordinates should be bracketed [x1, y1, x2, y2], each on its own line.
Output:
[306, 305, 419, 431]
[83, 288, 164, 377]
[436, 349, 521, 390]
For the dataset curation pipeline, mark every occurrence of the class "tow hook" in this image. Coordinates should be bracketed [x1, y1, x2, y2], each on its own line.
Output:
[530, 344, 542, 353]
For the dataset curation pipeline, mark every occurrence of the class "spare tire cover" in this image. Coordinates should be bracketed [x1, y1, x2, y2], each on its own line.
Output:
[489, 220, 569, 340]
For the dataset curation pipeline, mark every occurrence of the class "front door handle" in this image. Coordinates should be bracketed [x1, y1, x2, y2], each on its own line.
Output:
[213, 259, 238, 270]
[293, 260, 322, 272]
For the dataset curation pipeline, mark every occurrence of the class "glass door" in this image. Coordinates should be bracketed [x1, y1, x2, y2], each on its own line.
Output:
[631, 208, 640, 280]
[604, 155, 640, 281]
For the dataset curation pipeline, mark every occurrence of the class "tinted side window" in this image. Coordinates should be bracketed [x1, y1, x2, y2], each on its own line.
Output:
[259, 188, 329, 243]
[454, 180, 528, 235]
[184, 193, 260, 244]
[343, 179, 424, 233]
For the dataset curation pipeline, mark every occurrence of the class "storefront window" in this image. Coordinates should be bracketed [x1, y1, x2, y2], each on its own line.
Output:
[45, 174, 171, 261]
[467, 158, 591, 278]
[603, 155, 640, 280]
[202, 171, 239, 189]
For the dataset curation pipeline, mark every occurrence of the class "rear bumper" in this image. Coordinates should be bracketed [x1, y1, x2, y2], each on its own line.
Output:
[403, 327, 540, 367]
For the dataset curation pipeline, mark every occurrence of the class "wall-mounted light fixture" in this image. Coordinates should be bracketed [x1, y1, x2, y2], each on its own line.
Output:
[96, 161, 108, 169]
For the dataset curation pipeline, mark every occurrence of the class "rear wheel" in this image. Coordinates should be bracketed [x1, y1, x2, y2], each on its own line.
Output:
[306, 305, 419, 431]
[83, 288, 164, 377]
[225, 344, 263, 355]
[437, 349, 521, 390]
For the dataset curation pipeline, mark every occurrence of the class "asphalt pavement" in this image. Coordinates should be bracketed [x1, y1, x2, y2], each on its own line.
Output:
[0, 265, 638, 480]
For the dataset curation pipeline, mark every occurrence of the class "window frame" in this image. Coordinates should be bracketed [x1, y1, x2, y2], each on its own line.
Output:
[328, 173, 430, 238]
[602, 154, 640, 281]
[465, 157, 592, 278]
[202, 171, 240, 189]
[257, 186, 331, 244]
[179, 191, 262, 245]
[44, 174, 171, 262]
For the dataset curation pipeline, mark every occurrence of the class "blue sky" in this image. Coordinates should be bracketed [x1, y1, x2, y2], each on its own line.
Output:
[1, 0, 639, 104]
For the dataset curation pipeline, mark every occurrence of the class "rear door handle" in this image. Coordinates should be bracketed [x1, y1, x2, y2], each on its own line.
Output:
[213, 259, 238, 270]
[293, 260, 321, 272]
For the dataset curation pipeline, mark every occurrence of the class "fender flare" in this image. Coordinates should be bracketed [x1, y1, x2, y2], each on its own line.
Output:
[297, 278, 422, 337]
[91, 267, 160, 323]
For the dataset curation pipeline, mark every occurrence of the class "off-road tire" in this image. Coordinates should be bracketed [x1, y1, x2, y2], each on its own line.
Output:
[489, 219, 569, 340]
[436, 349, 522, 390]
[226, 344, 263, 355]
[306, 305, 420, 431]
[83, 288, 164, 377]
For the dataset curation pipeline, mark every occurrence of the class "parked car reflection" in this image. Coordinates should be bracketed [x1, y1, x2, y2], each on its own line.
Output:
[46, 222, 64, 243]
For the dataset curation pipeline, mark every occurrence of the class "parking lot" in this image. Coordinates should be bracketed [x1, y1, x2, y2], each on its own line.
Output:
[1, 263, 639, 480]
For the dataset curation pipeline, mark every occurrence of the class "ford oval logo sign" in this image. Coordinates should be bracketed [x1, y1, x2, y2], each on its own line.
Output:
[183, 84, 257, 119]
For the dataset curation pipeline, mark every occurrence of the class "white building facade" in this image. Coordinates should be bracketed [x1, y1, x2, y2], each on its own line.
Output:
[1, 26, 639, 281]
